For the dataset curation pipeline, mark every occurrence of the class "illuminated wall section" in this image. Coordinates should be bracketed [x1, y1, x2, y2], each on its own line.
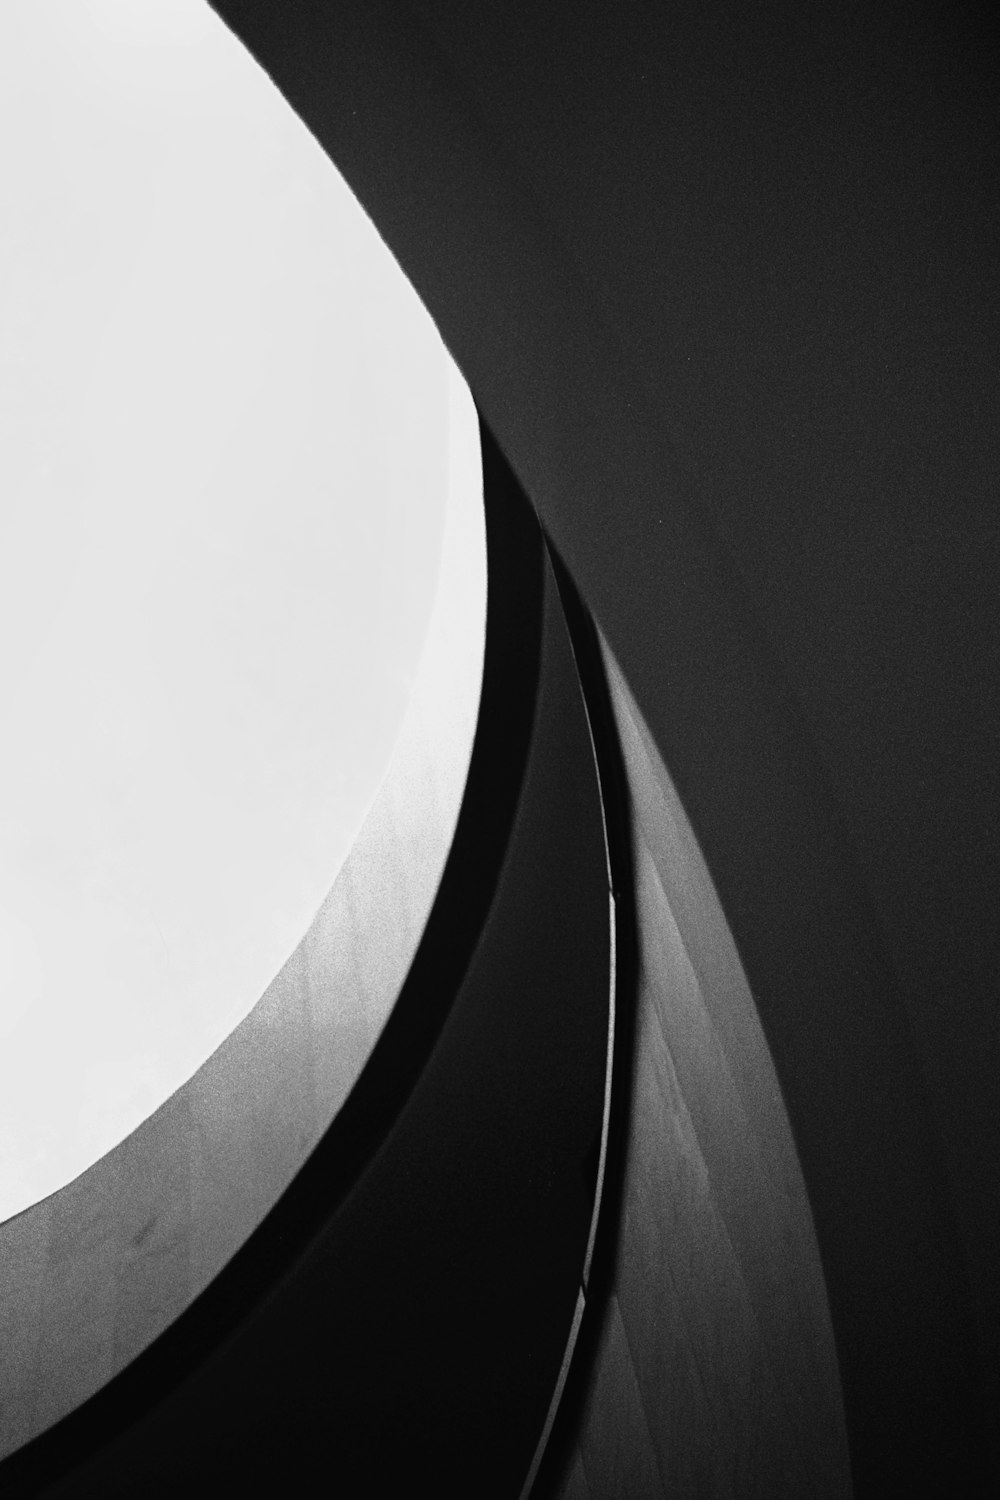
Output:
[0, 0, 482, 1224]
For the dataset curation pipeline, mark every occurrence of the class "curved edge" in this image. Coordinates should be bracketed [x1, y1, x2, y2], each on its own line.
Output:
[600, 636, 853, 1496]
[0, 409, 546, 1498]
[512, 528, 624, 1500]
[1, 410, 613, 1500]
[198, 5, 995, 1488]
[526, 541, 853, 1499]
[279, 412, 547, 1222]
[522, 541, 641, 1500]
[515, 893, 616, 1500]
[0, 374, 488, 1470]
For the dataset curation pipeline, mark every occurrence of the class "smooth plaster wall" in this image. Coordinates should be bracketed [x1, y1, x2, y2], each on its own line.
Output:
[0, 357, 486, 1464]
[0, 0, 456, 1218]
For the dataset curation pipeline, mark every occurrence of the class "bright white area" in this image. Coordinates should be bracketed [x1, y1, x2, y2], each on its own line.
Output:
[0, 2, 479, 1220]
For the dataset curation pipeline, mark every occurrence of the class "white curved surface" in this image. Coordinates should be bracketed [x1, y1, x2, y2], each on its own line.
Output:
[0, 2, 467, 1220]
[0, 354, 485, 1464]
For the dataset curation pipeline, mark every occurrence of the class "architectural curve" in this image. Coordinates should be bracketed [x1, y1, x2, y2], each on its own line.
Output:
[0, 420, 615, 1499]
[201, 2, 997, 1493]
[0, 363, 485, 1464]
[3, 3, 996, 1493]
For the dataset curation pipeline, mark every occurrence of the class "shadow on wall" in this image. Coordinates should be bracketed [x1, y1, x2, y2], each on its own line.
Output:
[0, 364, 486, 1465]
[0, 413, 615, 1500]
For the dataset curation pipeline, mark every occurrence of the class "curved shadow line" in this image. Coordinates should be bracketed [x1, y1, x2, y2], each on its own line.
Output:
[0, 412, 546, 1498]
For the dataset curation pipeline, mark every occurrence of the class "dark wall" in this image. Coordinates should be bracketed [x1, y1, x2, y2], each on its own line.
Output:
[209, 2, 999, 1492]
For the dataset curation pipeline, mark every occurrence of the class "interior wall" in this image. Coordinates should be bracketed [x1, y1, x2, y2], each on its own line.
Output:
[0, 370, 486, 1463]
[0, 420, 615, 1500]
[199, 4, 997, 1485]
[545, 633, 851, 1499]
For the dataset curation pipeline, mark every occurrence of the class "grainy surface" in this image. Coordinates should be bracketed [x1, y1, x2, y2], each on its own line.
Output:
[547, 634, 851, 1499]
